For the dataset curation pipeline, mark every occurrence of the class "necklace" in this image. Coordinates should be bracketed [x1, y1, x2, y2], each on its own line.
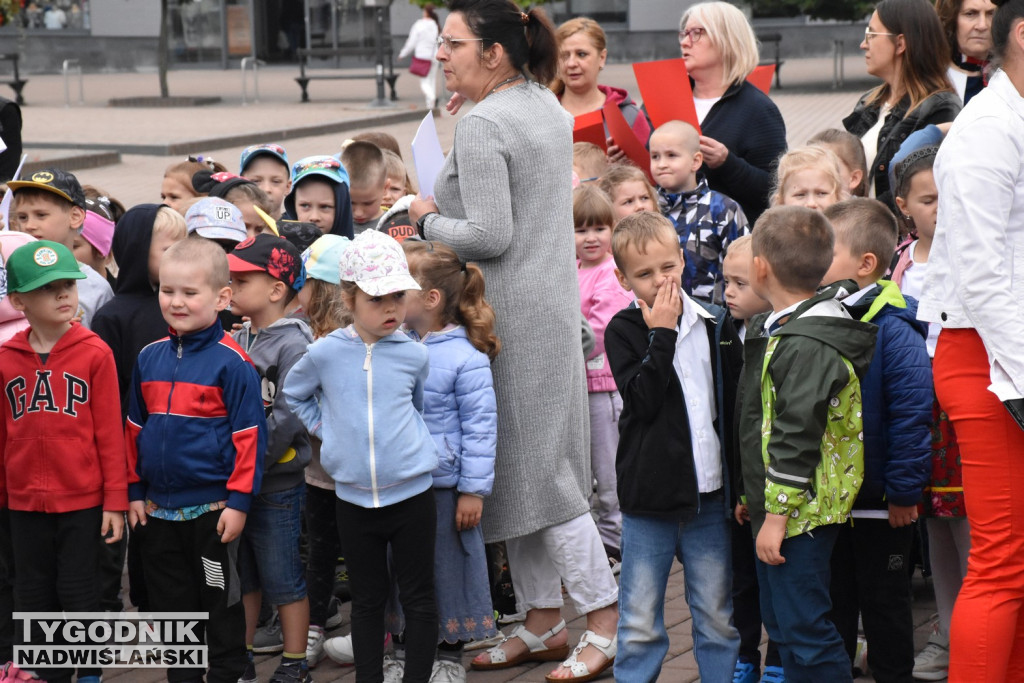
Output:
[486, 73, 524, 98]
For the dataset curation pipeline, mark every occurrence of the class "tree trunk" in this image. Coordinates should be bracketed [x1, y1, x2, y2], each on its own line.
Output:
[158, 0, 169, 98]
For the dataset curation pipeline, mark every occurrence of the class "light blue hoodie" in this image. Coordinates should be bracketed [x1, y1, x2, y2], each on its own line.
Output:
[283, 325, 438, 508]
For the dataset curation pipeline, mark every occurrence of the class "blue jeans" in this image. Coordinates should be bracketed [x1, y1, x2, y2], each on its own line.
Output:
[616, 491, 739, 683]
[755, 523, 852, 683]
[238, 485, 307, 605]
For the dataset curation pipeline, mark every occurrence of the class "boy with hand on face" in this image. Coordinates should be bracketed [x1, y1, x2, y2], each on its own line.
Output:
[649, 121, 748, 305]
[605, 211, 743, 683]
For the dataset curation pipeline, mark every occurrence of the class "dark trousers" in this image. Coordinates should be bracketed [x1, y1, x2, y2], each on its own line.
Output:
[337, 489, 437, 683]
[98, 525, 126, 611]
[731, 518, 780, 670]
[136, 511, 247, 683]
[10, 507, 102, 683]
[306, 484, 341, 628]
[756, 523, 852, 683]
[829, 518, 915, 683]
[0, 509, 14, 663]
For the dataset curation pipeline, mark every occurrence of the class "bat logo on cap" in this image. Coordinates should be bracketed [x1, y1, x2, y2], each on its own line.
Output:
[31, 171, 54, 184]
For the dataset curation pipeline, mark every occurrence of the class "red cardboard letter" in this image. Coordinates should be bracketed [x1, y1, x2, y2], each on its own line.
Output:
[632, 58, 701, 134]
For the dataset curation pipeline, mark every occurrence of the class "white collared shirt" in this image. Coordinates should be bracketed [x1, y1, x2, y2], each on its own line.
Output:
[672, 291, 722, 493]
[764, 300, 805, 336]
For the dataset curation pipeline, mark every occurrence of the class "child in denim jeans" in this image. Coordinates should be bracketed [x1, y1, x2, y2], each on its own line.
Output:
[227, 234, 314, 683]
[605, 212, 742, 682]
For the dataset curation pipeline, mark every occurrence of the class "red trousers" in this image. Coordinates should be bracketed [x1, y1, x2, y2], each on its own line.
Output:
[934, 328, 1024, 683]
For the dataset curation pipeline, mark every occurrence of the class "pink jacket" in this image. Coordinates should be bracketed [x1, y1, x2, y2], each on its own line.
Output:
[578, 258, 633, 393]
[0, 232, 33, 344]
[889, 237, 915, 288]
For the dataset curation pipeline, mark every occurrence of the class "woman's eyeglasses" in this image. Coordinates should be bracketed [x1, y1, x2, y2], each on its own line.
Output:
[678, 27, 707, 45]
[436, 35, 484, 55]
[864, 28, 897, 41]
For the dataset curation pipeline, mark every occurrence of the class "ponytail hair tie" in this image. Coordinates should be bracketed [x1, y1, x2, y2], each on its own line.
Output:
[520, 11, 530, 25]
[460, 260, 468, 272]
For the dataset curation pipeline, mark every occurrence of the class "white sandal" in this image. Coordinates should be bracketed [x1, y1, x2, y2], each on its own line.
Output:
[471, 620, 570, 670]
[544, 630, 617, 683]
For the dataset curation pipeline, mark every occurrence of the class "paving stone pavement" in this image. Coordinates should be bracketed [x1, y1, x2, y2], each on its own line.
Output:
[20, 54, 943, 682]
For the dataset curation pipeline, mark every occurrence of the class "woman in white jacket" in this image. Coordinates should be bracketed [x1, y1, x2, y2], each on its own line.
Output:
[400, 4, 441, 109]
[919, 1, 1024, 680]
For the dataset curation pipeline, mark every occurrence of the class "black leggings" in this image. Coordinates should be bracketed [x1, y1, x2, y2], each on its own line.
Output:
[305, 483, 341, 628]
[337, 489, 437, 683]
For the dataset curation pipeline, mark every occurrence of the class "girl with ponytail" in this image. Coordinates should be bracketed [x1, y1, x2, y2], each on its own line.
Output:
[399, 239, 500, 679]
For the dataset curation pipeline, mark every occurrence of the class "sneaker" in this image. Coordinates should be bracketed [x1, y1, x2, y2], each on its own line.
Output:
[325, 596, 343, 631]
[382, 654, 404, 683]
[430, 659, 466, 683]
[463, 631, 505, 651]
[238, 655, 258, 683]
[253, 612, 284, 654]
[912, 640, 950, 681]
[760, 665, 785, 683]
[269, 659, 311, 683]
[307, 626, 325, 668]
[852, 635, 868, 678]
[333, 563, 351, 602]
[322, 634, 355, 666]
[733, 657, 758, 683]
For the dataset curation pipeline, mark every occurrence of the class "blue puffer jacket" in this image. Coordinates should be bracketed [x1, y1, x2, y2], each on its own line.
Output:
[419, 326, 497, 496]
[843, 281, 932, 508]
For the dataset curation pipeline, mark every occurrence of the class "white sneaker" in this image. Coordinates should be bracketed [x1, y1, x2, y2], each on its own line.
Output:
[306, 626, 325, 668]
[325, 596, 344, 631]
[429, 659, 466, 683]
[382, 654, 405, 683]
[323, 634, 355, 665]
[913, 640, 950, 681]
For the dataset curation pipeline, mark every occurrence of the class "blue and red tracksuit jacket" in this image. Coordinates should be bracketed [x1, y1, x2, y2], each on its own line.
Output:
[126, 321, 267, 513]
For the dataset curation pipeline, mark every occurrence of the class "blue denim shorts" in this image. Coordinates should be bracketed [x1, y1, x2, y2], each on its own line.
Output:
[238, 484, 307, 605]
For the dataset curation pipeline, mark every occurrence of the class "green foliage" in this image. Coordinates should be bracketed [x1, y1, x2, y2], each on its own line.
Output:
[750, 0, 874, 21]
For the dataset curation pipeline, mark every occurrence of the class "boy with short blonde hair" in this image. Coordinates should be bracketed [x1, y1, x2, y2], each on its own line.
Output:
[9, 168, 113, 328]
[738, 205, 877, 681]
[649, 121, 747, 305]
[341, 141, 389, 235]
[126, 237, 267, 683]
[606, 211, 743, 682]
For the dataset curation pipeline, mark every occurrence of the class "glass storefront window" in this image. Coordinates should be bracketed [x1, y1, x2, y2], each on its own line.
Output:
[16, 0, 90, 31]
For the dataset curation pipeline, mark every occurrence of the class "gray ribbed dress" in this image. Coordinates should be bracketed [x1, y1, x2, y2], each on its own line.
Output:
[424, 80, 591, 542]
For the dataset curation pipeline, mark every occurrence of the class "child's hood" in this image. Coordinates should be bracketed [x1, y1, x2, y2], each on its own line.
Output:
[236, 316, 313, 353]
[111, 204, 162, 296]
[283, 180, 355, 239]
[774, 280, 878, 378]
[326, 324, 417, 348]
[841, 279, 928, 338]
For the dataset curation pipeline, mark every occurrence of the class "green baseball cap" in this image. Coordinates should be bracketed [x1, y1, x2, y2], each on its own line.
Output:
[6, 240, 86, 293]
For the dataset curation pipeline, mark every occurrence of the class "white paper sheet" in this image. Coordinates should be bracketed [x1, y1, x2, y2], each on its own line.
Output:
[411, 112, 445, 198]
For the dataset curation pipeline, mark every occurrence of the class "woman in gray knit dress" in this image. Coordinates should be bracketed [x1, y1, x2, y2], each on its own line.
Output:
[408, 1, 619, 681]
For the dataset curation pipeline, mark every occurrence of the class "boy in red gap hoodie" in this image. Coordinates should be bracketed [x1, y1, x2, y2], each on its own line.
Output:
[0, 240, 128, 683]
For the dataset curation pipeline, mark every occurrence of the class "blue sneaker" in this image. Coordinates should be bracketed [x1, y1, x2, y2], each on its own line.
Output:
[761, 665, 785, 683]
[733, 658, 758, 683]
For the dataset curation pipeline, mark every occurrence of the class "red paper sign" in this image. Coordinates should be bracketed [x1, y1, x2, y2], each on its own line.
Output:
[632, 58, 701, 134]
[747, 64, 776, 95]
[602, 100, 654, 185]
[573, 110, 607, 151]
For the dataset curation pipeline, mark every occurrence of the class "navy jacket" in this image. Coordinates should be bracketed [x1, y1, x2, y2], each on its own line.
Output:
[700, 80, 787, 224]
[605, 298, 742, 519]
[843, 282, 932, 509]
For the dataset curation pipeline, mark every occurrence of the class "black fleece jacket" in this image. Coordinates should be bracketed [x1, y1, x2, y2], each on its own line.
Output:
[605, 300, 743, 520]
